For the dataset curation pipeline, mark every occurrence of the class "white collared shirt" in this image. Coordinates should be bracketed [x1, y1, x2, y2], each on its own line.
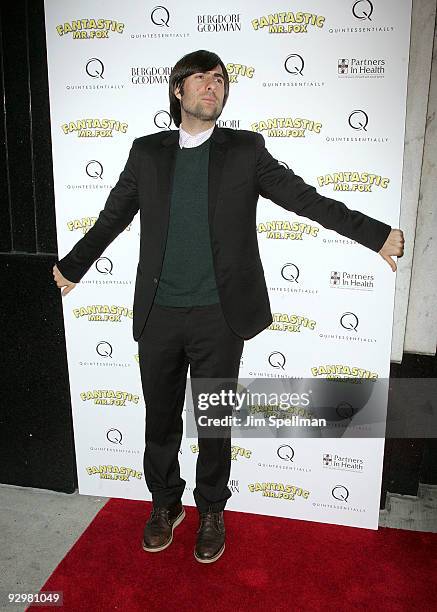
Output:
[179, 124, 214, 149]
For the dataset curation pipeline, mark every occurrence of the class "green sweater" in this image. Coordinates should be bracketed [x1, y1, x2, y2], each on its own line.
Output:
[154, 138, 220, 306]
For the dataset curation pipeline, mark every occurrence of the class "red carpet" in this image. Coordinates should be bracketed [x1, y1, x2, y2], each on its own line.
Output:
[28, 499, 437, 612]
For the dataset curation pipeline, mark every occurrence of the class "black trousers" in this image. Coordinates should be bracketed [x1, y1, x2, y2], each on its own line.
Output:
[137, 301, 244, 512]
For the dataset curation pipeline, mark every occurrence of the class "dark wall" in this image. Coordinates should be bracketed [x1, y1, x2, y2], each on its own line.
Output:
[0, 1, 435, 504]
[0, 1, 76, 493]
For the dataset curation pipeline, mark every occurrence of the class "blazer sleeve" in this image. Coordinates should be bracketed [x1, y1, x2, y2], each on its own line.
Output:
[56, 139, 140, 283]
[254, 132, 391, 252]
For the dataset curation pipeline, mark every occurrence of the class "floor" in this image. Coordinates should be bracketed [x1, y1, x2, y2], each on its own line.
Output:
[1, 483, 436, 612]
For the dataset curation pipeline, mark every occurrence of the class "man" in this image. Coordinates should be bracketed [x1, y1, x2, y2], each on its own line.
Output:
[53, 50, 404, 564]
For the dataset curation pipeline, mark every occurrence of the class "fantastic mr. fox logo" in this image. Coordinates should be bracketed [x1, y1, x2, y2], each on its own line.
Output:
[257, 220, 319, 240]
[248, 482, 310, 500]
[56, 19, 125, 39]
[66, 217, 132, 234]
[191, 444, 252, 460]
[251, 11, 325, 33]
[269, 313, 317, 333]
[311, 364, 378, 380]
[61, 119, 128, 138]
[86, 465, 142, 480]
[226, 62, 255, 83]
[80, 390, 140, 406]
[317, 172, 390, 192]
[73, 305, 133, 322]
[251, 117, 322, 138]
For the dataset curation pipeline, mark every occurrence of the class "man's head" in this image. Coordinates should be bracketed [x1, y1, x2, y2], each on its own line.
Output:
[169, 50, 230, 128]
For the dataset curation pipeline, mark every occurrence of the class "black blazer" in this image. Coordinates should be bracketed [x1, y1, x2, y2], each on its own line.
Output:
[56, 126, 392, 341]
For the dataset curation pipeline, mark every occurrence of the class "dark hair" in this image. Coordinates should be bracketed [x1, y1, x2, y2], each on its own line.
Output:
[169, 49, 229, 127]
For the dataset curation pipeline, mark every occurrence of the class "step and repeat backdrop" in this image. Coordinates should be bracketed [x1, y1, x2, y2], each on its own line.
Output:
[45, 0, 412, 529]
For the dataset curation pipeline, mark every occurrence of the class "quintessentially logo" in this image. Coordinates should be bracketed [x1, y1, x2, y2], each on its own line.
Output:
[73, 305, 133, 322]
[257, 221, 319, 240]
[86, 160, 104, 179]
[251, 117, 322, 137]
[106, 428, 123, 444]
[340, 312, 359, 332]
[226, 62, 255, 83]
[317, 171, 390, 192]
[197, 13, 241, 32]
[281, 263, 300, 282]
[277, 444, 295, 461]
[328, 1, 394, 36]
[251, 11, 325, 33]
[95, 258, 113, 275]
[151, 6, 170, 27]
[86, 58, 104, 78]
[262, 53, 325, 88]
[96, 342, 113, 358]
[268, 313, 317, 333]
[336, 403, 355, 419]
[332, 485, 349, 502]
[268, 351, 286, 369]
[352, 0, 374, 20]
[86, 465, 142, 480]
[80, 390, 140, 405]
[154, 110, 172, 130]
[56, 19, 125, 39]
[248, 482, 310, 500]
[61, 119, 128, 137]
[311, 364, 378, 380]
[284, 53, 304, 75]
[348, 110, 369, 130]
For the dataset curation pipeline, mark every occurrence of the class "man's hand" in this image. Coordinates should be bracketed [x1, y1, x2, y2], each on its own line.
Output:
[379, 229, 404, 272]
[53, 264, 76, 296]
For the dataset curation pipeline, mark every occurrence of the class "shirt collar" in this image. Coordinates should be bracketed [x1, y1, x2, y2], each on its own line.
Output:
[179, 124, 214, 149]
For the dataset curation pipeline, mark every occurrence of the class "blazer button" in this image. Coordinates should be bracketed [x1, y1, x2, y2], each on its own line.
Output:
[153, 277, 158, 284]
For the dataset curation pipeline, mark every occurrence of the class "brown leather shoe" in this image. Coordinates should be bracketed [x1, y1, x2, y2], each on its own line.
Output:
[142, 501, 185, 552]
[194, 509, 225, 563]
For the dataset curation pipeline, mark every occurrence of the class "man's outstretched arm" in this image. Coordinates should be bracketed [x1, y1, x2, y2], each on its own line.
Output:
[53, 139, 140, 290]
[254, 133, 404, 270]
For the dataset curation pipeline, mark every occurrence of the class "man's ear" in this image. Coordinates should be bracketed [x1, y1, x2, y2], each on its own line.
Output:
[174, 86, 181, 101]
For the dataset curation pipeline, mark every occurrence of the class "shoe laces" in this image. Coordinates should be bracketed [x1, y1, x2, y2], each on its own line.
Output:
[199, 509, 222, 529]
[150, 507, 170, 521]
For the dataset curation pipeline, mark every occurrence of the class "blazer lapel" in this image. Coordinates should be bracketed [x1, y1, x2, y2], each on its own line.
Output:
[208, 126, 229, 236]
[157, 130, 179, 245]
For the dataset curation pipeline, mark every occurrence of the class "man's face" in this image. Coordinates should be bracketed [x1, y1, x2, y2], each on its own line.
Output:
[175, 64, 226, 123]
